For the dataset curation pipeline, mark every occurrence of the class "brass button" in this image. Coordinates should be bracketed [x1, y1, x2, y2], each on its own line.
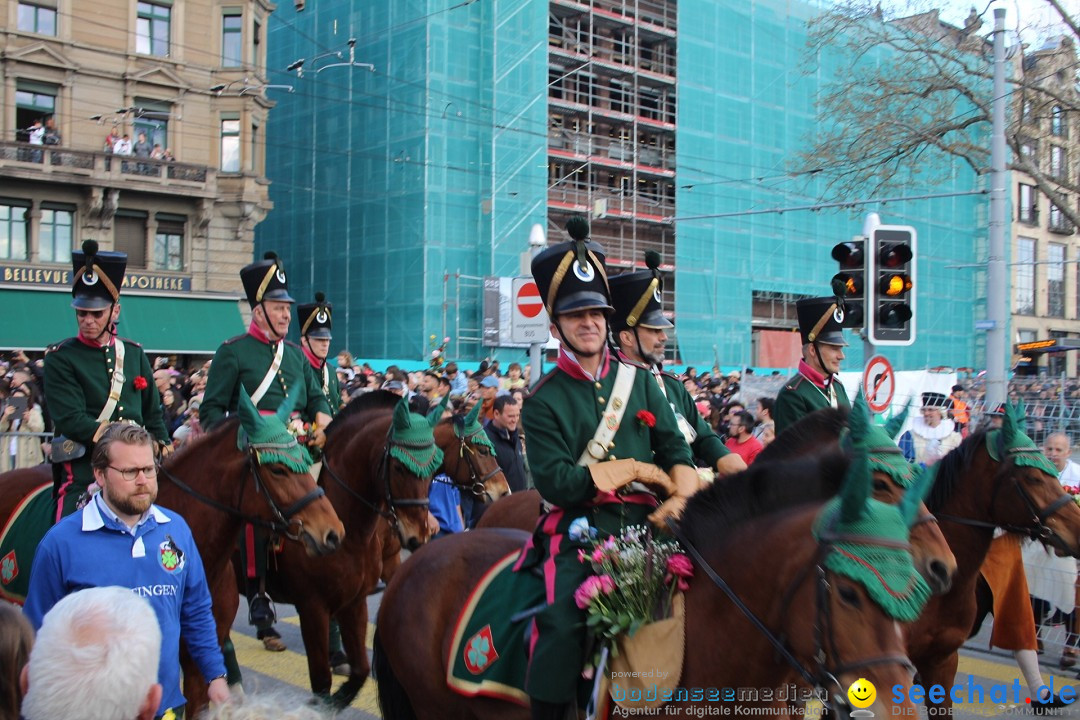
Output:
[594, 382, 602, 389]
[598, 397, 606, 404]
[608, 441, 615, 449]
[608, 454, 616, 461]
[118, 406, 124, 411]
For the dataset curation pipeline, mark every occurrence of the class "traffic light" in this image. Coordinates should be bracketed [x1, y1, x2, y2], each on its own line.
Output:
[868, 225, 916, 346]
[830, 239, 866, 329]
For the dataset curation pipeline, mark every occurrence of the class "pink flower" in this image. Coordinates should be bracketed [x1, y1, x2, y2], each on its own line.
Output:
[598, 575, 616, 595]
[578, 549, 587, 564]
[574, 576, 604, 609]
[665, 554, 694, 591]
[591, 547, 607, 564]
[636, 410, 656, 428]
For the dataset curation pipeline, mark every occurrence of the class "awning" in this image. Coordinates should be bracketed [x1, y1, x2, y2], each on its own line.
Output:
[0, 288, 246, 353]
[1016, 338, 1080, 354]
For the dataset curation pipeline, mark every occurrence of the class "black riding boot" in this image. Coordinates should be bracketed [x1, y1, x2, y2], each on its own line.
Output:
[530, 698, 575, 720]
[246, 578, 275, 626]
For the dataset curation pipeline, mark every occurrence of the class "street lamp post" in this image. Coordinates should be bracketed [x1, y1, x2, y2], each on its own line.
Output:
[287, 39, 374, 346]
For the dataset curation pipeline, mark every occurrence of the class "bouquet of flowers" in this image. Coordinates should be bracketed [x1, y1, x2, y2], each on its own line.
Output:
[573, 523, 693, 651]
[429, 335, 451, 371]
[1064, 485, 1080, 506]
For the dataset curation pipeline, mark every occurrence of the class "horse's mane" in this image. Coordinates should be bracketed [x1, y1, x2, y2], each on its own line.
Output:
[325, 390, 400, 436]
[680, 451, 850, 553]
[756, 407, 849, 464]
[925, 428, 987, 512]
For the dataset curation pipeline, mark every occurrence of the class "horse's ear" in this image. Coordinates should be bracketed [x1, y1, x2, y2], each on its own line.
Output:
[884, 398, 911, 440]
[428, 394, 449, 429]
[275, 385, 301, 425]
[393, 395, 412, 431]
[463, 398, 482, 427]
[1011, 399, 1029, 434]
[900, 462, 936, 526]
[1002, 401, 1019, 446]
[840, 390, 872, 523]
[237, 388, 260, 436]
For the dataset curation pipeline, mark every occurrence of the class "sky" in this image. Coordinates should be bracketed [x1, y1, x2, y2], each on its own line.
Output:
[874, 0, 1079, 45]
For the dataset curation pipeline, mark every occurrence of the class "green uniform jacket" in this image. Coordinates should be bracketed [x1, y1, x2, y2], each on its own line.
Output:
[307, 357, 342, 418]
[200, 334, 331, 430]
[657, 371, 730, 467]
[43, 337, 170, 446]
[523, 357, 693, 523]
[773, 372, 851, 437]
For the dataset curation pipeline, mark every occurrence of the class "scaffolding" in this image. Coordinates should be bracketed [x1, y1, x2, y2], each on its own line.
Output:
[546, 0, 679, 320]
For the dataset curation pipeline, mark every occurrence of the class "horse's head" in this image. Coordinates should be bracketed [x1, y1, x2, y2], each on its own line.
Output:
[864, 419, 956, 595]
[383, 396, 443, 551]
[432, 398, 511, 503]
[971, 403, 1080, 556]
[233, 389, 344, 556]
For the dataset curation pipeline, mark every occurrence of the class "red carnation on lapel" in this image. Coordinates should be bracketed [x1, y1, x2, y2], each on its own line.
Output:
[133, 376, 148, 390]
[636, 410, 656, 428]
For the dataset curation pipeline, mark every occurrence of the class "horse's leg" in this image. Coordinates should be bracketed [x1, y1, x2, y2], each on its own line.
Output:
[295, 599, 334, 698]
[917, 651, 961, 712]
[331, 597, 371, 708]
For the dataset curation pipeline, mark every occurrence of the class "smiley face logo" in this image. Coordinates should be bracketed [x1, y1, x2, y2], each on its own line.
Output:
[847, 678, 876, 709]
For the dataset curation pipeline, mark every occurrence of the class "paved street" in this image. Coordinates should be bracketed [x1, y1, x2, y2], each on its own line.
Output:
[227, 595, 1080, 719]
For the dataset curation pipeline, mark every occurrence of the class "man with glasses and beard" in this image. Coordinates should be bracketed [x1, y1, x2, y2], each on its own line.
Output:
[43, 241, 171, 519]
[24, 423, 230, 719]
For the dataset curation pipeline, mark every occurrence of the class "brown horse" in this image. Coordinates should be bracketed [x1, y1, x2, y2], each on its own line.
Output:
[230, 391, 510, 707]
[374, 449, 923, 719]
[0, 404, 346, 716]
[908, 414, 1080, 710]
[479, 407, 957, 595]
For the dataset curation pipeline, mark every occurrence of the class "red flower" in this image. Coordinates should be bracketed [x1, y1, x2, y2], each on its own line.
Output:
[636, 410, 656, 428]
[133, 376, 148, 391]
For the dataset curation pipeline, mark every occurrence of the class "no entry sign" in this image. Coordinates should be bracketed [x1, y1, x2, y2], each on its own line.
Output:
[511, 277, 548, 344]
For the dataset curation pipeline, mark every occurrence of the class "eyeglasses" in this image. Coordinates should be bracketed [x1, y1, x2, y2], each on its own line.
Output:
[76, 309, 107, 319]
[107, 465, 158, 481]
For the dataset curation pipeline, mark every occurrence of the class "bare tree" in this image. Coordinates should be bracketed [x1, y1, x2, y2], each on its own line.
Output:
[798, 1, 1080, 229]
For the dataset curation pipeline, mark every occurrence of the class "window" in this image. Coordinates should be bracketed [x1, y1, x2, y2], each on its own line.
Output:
[222, 13, 242, 67]
[114, 211, 147, 268]
[15, 80, 56, 143]
[39, 205, 74, 263]
[1051, 145, 1067, 179]
[1052, 105, 1067, 138]
[1018, 183, 1038, 224]
[1048, 243, 1066, 317]
[137, 2, 171, 57]
[153, 214, 185, 271]
[1049, 203, 1072, 233]
[1019, 138, 1037, 167]
[1016, 236, 1035, 315]
[17, 3, 56, 35]
[132, 98, 170, 152]
[220, 118, 241, 172]
[0, 203, 29, 260]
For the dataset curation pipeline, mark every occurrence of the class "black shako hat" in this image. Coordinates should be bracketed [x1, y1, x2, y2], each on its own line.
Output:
[795, 296, 848, 346]
[240, 251, 295, 307]
[297, 292, 333, 339]
[71, 240, 126, 310]
[530, 216, 613, 316]
[609, 250, 672, 332]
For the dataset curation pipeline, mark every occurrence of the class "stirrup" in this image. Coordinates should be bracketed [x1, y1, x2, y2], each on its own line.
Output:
[247, 593, 276, 626]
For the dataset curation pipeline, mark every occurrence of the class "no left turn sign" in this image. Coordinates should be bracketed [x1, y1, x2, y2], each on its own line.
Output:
[862, 355, 895, 414]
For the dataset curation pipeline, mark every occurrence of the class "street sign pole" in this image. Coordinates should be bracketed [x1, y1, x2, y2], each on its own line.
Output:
[527, 224, 547, 387]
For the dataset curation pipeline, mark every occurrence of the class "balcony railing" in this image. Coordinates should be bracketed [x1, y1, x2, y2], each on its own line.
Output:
[0, 141, 213, 190]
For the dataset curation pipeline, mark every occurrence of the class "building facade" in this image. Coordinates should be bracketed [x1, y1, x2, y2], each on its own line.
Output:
[1010, 37, 1080, 377]
[259, 0, 985, 372]
[0, 0, 278, 353]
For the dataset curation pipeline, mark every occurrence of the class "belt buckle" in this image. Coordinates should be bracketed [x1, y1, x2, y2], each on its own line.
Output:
[586, 438, 608, 461]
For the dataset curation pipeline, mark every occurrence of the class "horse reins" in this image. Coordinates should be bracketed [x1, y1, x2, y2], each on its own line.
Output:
[934, 435, 1074, 545]
[158, 443, 326, 540]
[668, 519, 914, 717]
[448, 420, 504, 501]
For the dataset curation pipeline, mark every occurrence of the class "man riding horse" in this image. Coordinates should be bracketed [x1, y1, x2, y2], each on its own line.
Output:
[44, 240, 171, 520]
[774, 295, 852, 435]
[608, 251, 746, 479]
[518, 218, 699, 720]
[200, 252, 331, 652]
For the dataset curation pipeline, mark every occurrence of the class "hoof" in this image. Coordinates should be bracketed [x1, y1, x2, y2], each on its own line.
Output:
[261, 635, 287, 652]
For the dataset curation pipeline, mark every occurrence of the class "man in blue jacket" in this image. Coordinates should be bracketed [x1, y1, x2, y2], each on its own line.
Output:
[25, 422, 230, 719]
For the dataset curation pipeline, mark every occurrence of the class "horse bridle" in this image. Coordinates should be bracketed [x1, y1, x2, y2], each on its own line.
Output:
[159, 441, 326, 541]
[935, 436, 1074, 546]
[321, 428, 430, 533]
[668, 519, 914, 718]
[447, 420, 504, 501]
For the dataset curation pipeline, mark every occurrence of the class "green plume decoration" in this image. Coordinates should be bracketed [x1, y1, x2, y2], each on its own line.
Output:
[839, 390, 872, 524]
[884, 399, 911, 440]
